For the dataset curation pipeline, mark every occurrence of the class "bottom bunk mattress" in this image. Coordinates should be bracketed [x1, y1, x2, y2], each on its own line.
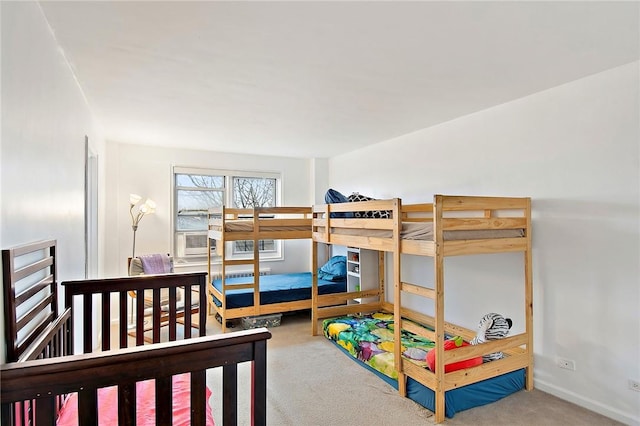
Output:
[212, 272, 346, 309]
[323, 313, 525, 418]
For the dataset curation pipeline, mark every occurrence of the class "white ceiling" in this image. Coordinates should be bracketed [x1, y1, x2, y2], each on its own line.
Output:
[39, 1, 639, 159]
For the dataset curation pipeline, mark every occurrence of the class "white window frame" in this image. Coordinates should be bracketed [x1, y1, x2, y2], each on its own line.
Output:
[172, 166, 282, 264]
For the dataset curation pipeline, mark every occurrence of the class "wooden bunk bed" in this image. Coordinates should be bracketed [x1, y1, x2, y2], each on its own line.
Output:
[1, 239, 271, 425]
[311, 194, 533, 423]
[207, 206, 346, 332]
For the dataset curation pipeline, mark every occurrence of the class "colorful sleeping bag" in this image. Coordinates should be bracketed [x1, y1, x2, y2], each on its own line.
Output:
[323, 312, 435, 379]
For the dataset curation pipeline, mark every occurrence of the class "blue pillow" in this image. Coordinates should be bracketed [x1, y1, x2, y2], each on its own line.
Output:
[324, 189, 354, 218]
[318, 255, 347, 281]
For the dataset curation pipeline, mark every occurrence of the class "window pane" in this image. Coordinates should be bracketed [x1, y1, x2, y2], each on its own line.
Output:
[233, 177, 275, 208]
[176, 174, 224, 189]
[174, 169, 280, 261]
[233, 239, 276, 253]
[177, 189, 223, 231]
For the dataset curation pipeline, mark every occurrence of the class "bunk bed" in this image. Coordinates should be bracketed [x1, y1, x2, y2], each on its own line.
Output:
[311, 194, 533, 423]
[207, 206, 346, 332]
[1, 239, 271, 425]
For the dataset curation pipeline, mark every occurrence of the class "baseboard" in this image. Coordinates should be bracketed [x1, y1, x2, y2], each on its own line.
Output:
[535, 379, 639, 426]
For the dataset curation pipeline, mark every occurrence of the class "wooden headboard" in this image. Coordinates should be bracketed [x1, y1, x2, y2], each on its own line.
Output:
[2, 239, 58, 362]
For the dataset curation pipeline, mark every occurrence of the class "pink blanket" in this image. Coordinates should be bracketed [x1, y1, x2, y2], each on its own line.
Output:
[56, 373, 215, 425]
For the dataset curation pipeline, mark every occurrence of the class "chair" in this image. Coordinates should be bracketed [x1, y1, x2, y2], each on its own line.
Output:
[128, 254, 201, 342]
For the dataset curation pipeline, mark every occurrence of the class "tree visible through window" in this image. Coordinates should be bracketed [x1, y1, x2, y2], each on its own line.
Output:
[232, 177, 277, 254]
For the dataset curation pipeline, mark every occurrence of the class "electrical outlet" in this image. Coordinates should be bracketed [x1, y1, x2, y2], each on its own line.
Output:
[557, 357, 576, 371]
[629, 380, 640, 392]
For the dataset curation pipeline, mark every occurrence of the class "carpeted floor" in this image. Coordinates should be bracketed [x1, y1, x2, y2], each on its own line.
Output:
[205, 310, 623, 426]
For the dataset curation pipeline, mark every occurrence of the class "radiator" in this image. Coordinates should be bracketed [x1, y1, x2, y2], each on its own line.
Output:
[211, 268, 271, 280]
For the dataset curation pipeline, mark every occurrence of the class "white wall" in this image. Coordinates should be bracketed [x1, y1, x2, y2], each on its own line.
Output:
[310, 158, 329, 204]
[104, 142, 313, 278]
[0, 2, 106, 362]
[328, 62, 640, 425]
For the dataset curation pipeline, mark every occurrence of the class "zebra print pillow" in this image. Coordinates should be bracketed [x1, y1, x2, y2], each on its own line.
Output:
[470, 313, 513, 362]
[347, 193, 391, 219]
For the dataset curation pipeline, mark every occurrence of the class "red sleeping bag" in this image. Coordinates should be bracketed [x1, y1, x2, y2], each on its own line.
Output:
[426, 336, 483, 373]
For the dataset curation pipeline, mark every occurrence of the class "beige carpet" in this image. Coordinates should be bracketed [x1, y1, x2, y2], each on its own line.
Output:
[205, 311, 622, 426]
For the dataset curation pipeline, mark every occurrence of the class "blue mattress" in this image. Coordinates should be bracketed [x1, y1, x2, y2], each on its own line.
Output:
[212, 272, 346, 308]
[324, 314, 525, 418]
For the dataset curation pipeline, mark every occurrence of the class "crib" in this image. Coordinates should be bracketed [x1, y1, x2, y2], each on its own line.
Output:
[1, 239, 271, 425]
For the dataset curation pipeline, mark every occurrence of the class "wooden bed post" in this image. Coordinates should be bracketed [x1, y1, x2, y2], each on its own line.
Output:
[392, 198, 406, 397]
[311, 236, 319, 335]
[433, 194, 446, 424]
[220, 206, 228, 333]
[253, 208, 261, 317]
[207, 210, 213, 317]
[525, 197, 534, 390]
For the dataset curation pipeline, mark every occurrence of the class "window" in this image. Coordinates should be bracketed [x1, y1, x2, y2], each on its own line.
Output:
[173, 167, 280, 262]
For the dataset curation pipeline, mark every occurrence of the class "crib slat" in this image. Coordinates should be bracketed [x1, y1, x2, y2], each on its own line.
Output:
[253, 339, 267, 426]
[1, 403, 10, 426]
[169, 287, 177, 341]
[184, 287, 192, 339]
[135, 293, 145, 346]
[119, 291, 128, 349]
[118, 383, 136, 426]
[152, 288, 161, 343]
[77, 388, 97, 425]
[35, 396, 55, 425]
[101, 291, 111, 350]
[199, 284, 207, 337]
[83, 293, 93, 354]
[191, 370, 206, 426]
[223, 364, 238, 426]
[156, 377, 172, 425]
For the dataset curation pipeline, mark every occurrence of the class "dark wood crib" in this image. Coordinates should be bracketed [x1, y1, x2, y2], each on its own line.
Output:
[1, 239, 271, 425]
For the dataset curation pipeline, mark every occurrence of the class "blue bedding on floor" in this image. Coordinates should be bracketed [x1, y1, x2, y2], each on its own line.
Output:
[212, 272, 346, 308]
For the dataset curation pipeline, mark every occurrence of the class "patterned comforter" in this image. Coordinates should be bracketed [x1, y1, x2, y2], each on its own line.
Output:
[322, 312, 436, 379]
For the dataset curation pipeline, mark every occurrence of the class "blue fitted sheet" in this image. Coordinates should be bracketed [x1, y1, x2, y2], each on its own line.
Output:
[212, 272, 346, 308]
